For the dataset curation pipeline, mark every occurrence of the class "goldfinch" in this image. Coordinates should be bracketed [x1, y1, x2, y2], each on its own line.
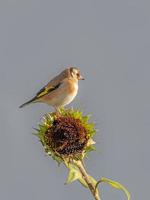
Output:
[19, 67, 84, 110]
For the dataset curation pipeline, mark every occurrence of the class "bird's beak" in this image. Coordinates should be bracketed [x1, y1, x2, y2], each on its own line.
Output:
[79, 75, 85, 80]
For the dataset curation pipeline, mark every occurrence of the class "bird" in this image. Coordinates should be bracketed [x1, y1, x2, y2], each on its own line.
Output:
[19, 67, 84, 111]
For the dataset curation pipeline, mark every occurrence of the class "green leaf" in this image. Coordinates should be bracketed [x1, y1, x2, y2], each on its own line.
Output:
[65, 167, 79, 184]
[84, 145, 96, 157]
[82, 115, 90, 123]
[65, 163, 88, 188]
[96, 177, 131, 200]
[65, 162, 98, 189]
[78, 176, 88, 188]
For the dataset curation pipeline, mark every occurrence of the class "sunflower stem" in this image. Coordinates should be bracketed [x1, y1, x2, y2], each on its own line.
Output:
[74, 160, 101, 200]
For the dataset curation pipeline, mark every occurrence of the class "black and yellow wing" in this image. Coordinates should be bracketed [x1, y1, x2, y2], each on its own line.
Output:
[19, 83, 61, 108]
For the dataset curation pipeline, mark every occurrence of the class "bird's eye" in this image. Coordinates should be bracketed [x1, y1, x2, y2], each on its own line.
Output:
[76, 73, 80, 77]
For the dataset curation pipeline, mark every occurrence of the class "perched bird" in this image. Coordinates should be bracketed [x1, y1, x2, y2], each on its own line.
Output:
[19, 67, 84, 111]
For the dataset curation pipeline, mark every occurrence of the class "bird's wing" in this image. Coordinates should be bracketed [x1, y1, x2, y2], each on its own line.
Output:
[36, 68, 70, 99]
[46, 68, 70, 88]
[19, 82, 62, 108]
[36, 82, 61, 99]
[19, 69, 70, 108]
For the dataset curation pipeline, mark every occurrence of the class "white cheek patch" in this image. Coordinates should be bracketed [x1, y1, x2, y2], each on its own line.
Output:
[73, 69, 78, 74]
[72, 69, 79, 78]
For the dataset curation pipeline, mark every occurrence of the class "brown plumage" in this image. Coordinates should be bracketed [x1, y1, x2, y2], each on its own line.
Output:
[19, 67, 84, 110]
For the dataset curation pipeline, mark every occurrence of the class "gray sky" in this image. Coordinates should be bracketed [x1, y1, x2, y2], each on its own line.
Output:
[0, 0, 150, 199]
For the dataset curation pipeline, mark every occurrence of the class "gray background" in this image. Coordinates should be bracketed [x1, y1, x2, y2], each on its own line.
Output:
[0, 0, 149, 199]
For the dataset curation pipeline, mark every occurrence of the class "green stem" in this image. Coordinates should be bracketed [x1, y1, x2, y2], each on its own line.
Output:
[74, 160, 101, 200]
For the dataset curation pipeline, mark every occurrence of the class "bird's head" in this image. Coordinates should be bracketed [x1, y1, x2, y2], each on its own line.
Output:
[69, 67, 84, 81]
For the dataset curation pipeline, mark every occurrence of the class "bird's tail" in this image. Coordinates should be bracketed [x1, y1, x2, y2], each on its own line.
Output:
[19, 97, 37, 108]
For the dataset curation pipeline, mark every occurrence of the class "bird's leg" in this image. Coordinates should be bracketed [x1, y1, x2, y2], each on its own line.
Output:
[54, 107, 61, 116]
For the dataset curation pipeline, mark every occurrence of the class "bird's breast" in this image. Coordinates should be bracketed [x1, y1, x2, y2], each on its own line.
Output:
[67, 81, 78, 95]
[41, 80, 78, 107]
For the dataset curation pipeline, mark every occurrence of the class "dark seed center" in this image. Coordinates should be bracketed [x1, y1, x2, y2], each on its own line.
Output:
[44, 116, 88, 156]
